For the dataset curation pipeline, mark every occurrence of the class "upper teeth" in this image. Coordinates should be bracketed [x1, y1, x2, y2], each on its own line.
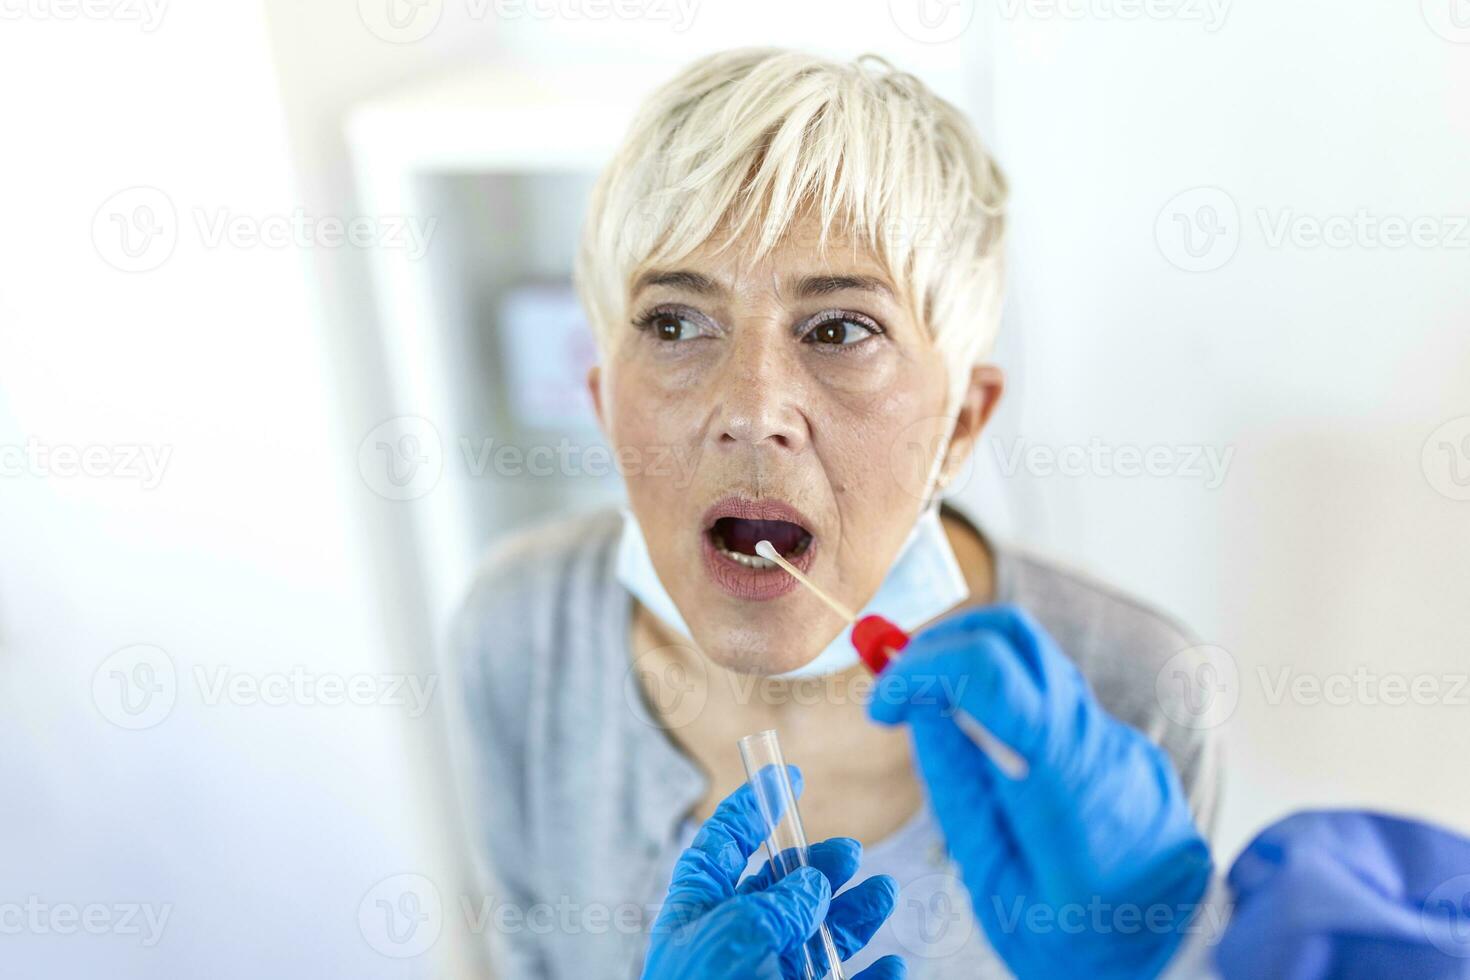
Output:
[719, 545, 778, 569]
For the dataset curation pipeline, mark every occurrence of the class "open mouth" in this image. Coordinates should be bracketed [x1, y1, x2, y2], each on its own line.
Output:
[700, 496, 817, 600]
[709, 517, 813, 568]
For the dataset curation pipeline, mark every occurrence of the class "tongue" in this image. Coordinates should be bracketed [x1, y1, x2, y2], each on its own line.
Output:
[719, 518, 805, 557]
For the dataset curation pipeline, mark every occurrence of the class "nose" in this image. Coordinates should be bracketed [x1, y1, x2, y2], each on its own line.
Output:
[709, 333, 809, 454]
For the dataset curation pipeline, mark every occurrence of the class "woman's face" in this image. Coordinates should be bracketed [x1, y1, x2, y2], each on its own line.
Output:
[590, 212, 993, 674]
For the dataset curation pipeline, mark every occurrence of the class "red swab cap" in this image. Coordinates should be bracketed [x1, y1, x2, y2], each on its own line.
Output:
[851, 614, 910, 675]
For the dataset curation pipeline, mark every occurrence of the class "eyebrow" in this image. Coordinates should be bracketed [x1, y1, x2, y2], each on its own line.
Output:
[631, 269, 721, 297]
[631, 269, 895, 301]
[793, 274, 895, 300]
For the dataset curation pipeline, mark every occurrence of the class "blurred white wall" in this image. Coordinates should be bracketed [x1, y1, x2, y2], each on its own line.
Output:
[974, 0, 1470, 857]
[0, 5, 476, 977]
[2, 1, 1468, 977]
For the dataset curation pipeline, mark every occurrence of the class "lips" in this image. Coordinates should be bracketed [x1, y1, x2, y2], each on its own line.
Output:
[700, 496, 817, 601]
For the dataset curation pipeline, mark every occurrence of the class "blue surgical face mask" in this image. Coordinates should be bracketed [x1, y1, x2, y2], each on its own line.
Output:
[615, 503, 970, 678]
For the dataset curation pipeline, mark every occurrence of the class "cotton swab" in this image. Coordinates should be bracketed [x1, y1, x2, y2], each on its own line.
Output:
[755, 538, 1031, 780]
[754, 540, 855, 622]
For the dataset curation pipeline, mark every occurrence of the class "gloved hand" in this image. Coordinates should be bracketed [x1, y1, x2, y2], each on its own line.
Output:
[1217, 810, 1470, 978]
[642, 765, 906, 979]
[868, 605, 1212, 979]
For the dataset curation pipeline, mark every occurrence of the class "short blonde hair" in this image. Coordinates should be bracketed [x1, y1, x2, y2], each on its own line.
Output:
[575, 48, 1008, 408]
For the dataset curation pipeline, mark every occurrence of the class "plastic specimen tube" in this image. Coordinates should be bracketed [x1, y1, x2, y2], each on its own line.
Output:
[737, 729, 846, 980]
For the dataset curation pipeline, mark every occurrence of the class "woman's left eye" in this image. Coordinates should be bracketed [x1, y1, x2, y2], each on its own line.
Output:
[803, 317, 877, 346]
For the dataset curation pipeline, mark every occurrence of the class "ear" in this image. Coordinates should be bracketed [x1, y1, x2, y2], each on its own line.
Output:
[586, 364, 606, 432]
[942, 364, 1005, 486]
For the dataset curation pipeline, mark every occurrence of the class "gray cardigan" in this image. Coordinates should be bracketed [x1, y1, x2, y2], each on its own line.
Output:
[450, 508, 1220, 978]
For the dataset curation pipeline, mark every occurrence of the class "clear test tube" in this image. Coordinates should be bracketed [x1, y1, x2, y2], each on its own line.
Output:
[737, 729, 846, 980]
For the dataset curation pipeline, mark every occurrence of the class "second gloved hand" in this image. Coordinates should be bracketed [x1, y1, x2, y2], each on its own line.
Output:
[869, 605, 1212, 980]
[642, 766, 905, 980]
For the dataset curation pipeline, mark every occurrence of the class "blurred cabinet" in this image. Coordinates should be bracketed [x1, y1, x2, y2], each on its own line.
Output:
[347, 60, 674, 627]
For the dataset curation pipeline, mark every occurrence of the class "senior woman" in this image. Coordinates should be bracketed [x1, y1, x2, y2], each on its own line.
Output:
[451, 49, 1220, 978]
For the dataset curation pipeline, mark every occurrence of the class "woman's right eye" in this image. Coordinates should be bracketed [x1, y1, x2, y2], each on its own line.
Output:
[652, 313, 693, 341]
[634, 308, 708, 342]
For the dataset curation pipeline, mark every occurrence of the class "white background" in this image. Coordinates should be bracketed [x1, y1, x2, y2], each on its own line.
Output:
[2, 1, 1467, 976]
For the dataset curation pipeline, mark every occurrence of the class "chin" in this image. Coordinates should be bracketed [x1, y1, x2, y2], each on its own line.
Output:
[686, 622, 796, 675]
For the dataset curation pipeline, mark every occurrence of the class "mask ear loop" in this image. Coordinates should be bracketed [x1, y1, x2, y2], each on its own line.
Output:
[922, 362, 981, 509]
[918, 406, 960, 513]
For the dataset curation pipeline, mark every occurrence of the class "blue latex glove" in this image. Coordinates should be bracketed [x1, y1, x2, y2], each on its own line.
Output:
[642, 765, 906, 980]
[868, 605, 1212, 979]
[1217, 810, 1470, 978]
